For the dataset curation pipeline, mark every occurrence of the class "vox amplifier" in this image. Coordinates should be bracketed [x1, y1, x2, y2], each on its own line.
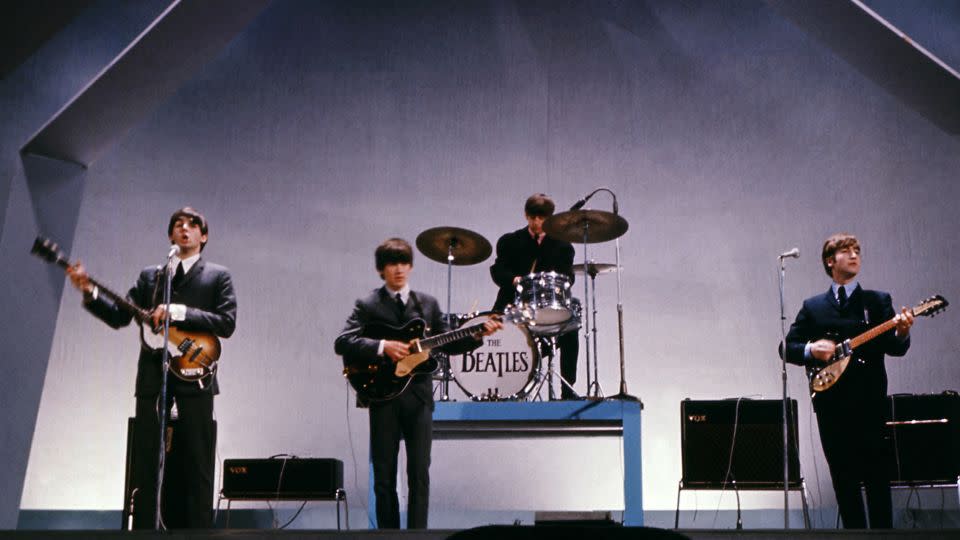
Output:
[886, 392, 960, 485]
[221, 457, 343, 500]
[681, 398, 800, 488]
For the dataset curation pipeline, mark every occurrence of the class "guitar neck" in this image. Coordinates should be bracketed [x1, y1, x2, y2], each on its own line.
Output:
[418, 324, 483, 351]
[49, 256, 150, 324]
[847, 310, 910, 350]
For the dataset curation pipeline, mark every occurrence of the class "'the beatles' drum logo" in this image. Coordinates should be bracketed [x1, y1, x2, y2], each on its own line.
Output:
[459, 336, 530, 377]
[452, 314, 539, 400]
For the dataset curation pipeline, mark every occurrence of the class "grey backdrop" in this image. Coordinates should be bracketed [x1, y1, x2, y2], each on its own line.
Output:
[3, 0, 958, 530]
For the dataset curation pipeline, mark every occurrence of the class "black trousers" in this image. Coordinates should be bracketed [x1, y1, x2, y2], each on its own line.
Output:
[368, 388, 432, 529]
[132, 392, 215, 530]
[815, 394, 892, 529]
[557, 329, 579, 399]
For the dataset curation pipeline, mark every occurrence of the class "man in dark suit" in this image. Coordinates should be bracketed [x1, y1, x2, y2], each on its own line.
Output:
[335, 238, 498, 529]
[783, 233, 913, 528]
[491, 193, 580, 399]
[67, 207, 237, 529]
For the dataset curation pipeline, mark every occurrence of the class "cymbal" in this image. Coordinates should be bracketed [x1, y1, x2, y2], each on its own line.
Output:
[543, 210, 628, 244]
[415, 226, 492, 266]
[572, 262, 618, 276]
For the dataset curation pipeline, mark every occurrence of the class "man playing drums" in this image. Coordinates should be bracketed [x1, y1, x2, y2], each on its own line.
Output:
[490, 193, 580, 399]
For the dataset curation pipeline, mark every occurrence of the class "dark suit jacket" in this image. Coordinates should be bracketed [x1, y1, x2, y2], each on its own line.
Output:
[335, 286, 479, 408]
[784, 285, 909, 408]
[490, 227, 576, 311]
[84, 257, 237, 396]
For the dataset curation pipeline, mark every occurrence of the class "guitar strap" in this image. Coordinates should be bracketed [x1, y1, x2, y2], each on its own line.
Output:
[149, 265, 165, 309]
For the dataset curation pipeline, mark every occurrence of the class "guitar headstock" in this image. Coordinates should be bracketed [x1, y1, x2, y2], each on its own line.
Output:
[914, 294, 948, 317]
[31, 236, 68, 266]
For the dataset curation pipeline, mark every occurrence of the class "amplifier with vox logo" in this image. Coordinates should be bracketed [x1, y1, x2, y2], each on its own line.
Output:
[221, 458, 343, 500]
[681, 398, 800, 488]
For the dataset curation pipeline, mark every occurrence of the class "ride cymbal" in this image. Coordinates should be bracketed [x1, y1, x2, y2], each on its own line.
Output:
[543, 210, 628, 244]
[415, 226, 492, 265]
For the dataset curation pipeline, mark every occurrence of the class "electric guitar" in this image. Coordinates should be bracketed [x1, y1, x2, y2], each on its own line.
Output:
[31, 236, 221, 385]
[808, 294, 948, 394]
[341, 308, 526, 402]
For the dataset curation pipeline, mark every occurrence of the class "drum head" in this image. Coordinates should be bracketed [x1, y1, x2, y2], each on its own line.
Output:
[450, 313, 540, 400]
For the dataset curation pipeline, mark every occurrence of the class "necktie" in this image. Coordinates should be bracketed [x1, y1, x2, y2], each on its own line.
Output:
[395, 293, 405, 316]
[837, 285, 847, 308]
[172, 263, 185, 289]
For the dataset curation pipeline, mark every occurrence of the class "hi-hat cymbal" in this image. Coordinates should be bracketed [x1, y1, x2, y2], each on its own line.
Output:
[572, 262, 618, 276]
[543, 209, 628, 244]
[415, 226, 492, 266]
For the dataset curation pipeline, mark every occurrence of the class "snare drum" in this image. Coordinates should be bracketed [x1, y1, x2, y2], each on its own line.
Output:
[450, 312, 540, 400]
[515, 271, 573, 327]
[530, 297, 582, 336]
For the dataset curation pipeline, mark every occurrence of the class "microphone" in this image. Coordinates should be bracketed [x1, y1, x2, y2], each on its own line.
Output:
[569, 191, 597, 211]
[167, 244, 180, 260]
[778, 247, 800, 259]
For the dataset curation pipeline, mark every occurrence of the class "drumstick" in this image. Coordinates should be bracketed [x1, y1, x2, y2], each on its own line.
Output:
[469, 299, 479, 315]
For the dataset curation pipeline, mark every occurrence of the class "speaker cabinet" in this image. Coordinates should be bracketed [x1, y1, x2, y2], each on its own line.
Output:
[681, 398, 800, 488]
[886, 392, 960, 485]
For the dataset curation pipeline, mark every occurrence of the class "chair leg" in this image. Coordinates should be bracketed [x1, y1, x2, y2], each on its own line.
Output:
[336, 489, 349, 530]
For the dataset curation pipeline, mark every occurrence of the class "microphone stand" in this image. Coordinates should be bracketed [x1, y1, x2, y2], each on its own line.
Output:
[592, 188, 637, 402]
[777, 253, 794, 528]
[154, 253, 176, 530]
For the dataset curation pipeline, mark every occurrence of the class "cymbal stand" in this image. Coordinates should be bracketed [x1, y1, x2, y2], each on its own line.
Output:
[585, 262, 603, 398]
[579, 222, 596, 398]
[438, 240, 457, 402]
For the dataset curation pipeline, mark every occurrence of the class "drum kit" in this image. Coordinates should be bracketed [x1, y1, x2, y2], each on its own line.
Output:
[414, 203, 634, 402]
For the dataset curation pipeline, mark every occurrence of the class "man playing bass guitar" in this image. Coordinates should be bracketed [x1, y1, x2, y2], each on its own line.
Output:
[335, 238, 499, 529]
[66, 207, 237, 529]
[782, 233, 912, 528]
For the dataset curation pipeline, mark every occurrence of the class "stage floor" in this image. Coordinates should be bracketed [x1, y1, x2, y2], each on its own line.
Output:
[4, 528, 960, 540]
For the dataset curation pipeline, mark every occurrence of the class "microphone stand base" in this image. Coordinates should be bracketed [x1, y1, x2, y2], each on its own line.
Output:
[607, 391, 641, 404]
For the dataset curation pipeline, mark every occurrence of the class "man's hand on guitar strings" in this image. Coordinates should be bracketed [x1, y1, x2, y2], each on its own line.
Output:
[384, 340, 411, 363]
[150, 305, 170, 332]
[810, 339, 836, 362]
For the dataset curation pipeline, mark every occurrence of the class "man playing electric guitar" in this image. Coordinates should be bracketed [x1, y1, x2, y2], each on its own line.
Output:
[66, 207, 237, 529]
[782, 233, 913, 528]
[334, 238, 499, 529]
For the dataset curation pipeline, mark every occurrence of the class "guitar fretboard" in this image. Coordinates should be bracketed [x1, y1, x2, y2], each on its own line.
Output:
[848, 317, 899, 349]
[419, 324, 484, 350]
[45, 249, 151, 323]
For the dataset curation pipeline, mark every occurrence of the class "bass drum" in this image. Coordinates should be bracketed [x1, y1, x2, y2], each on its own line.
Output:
[449, 312, 540, 401]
